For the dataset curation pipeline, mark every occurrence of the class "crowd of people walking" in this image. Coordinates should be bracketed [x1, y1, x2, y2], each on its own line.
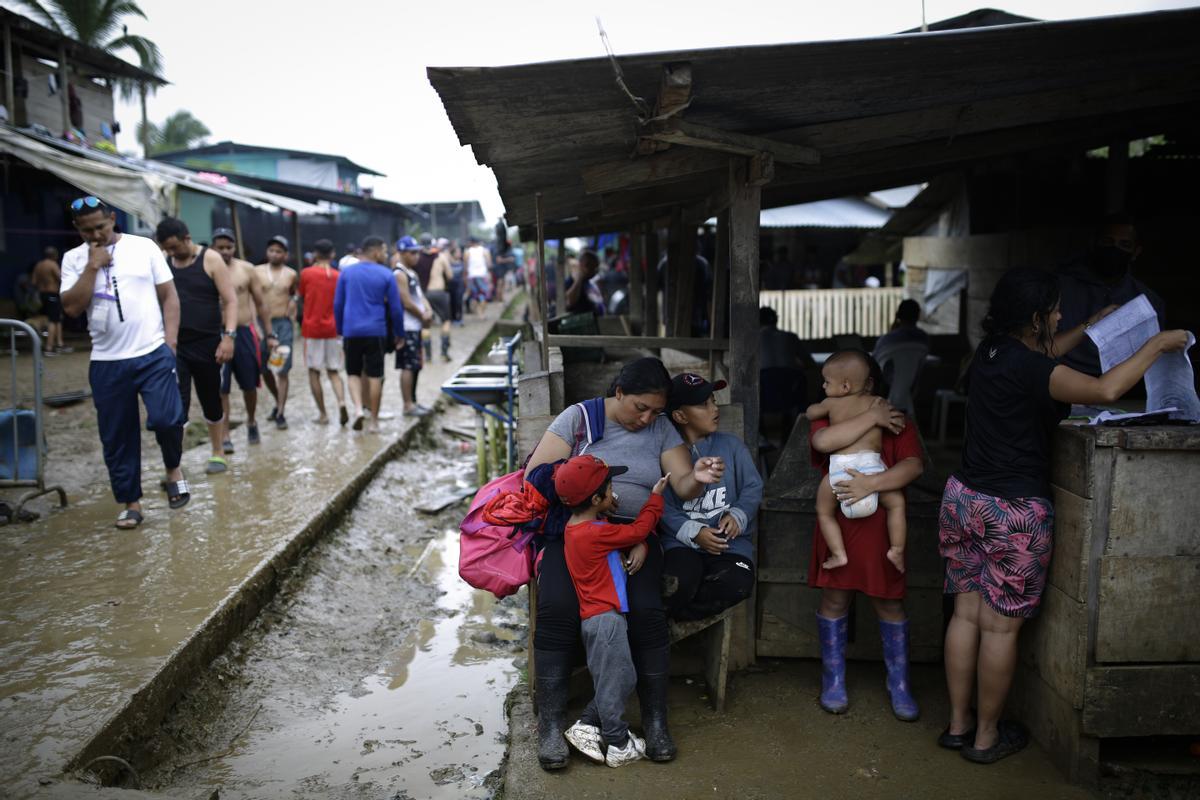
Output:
[52, 195, 497, 529]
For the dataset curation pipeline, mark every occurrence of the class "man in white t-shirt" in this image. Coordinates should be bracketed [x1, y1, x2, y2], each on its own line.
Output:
[59, 197, 189, 529]
[465, 236, 492, 317]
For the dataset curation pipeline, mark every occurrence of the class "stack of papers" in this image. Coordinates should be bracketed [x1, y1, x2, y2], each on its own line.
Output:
[1084, 294, 1200, 422]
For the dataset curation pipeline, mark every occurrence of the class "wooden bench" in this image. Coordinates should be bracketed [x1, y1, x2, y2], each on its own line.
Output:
[669, 603, 742, 712]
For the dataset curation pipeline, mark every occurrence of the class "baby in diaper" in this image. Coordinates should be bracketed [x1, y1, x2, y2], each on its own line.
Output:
[805, 351, 907, 573]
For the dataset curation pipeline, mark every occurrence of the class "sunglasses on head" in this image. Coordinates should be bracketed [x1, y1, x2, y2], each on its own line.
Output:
[70, 196, 104, 211]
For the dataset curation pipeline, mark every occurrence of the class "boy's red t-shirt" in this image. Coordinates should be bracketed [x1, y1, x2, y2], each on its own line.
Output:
[297, 264, 340, 339]
[807, 418, 922, 599]
[564, 494, 664, 619]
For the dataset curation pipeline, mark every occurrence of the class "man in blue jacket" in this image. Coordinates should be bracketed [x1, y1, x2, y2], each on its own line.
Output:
[661, 373, 763, 620]
[334, 236, 405, 433]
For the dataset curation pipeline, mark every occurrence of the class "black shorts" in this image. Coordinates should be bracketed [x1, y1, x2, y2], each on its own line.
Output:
[176, 332, 224, 423]
[40, 292, 62, 323]
[221, 326, 261, 393]
[344, 336, 387, 379]
[425, 290, 451, 323]
[394, 331, 423, 372]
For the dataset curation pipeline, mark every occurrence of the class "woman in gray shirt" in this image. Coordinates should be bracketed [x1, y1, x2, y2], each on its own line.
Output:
[525, 357, 724, 769]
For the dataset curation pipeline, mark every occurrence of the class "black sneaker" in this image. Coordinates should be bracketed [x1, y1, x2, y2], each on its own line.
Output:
[339, 406, 349, 426]
[276, 414, 288, 430]
[267, 407, 278, 422]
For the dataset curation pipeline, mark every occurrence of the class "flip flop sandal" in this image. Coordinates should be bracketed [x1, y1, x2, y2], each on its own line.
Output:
[115, 508, 144, 529]
[961, 721, 1029, 764]
[164, 479, 191, 509]
[206, 456, 228, 474]
[938, 726, 977, 750]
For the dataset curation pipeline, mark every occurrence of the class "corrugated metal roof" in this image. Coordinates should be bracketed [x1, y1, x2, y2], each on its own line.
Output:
[707, 196, 890, 229]
[154, 141, 385, 177]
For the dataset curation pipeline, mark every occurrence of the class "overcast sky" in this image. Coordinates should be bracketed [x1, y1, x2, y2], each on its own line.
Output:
[89, 0, 1199, 221]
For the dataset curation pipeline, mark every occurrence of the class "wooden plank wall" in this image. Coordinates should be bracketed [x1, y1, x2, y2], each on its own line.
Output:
[19, 53, 115, 140]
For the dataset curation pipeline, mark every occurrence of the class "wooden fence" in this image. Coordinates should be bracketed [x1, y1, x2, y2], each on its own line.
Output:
[759, 288, 905, 339]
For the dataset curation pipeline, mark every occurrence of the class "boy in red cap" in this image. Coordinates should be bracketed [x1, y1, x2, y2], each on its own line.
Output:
[556, 454, 671, 767]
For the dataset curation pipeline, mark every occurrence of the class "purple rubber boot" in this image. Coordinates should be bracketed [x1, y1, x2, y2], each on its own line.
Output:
[880, 618, 920, 722]
[817, 613, 849, 714]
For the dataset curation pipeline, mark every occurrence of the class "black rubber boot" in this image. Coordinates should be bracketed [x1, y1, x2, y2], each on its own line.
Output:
[634, 645, 677, 762]
[534, 649, 572, 770]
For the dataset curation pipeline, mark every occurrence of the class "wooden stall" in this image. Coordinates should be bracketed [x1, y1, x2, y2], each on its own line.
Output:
[1008, 425, 1200, 785]
[428, 7, 1200, 783]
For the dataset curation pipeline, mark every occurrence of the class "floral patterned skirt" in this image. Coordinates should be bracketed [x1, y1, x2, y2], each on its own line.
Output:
[938, 475, 1055, 618]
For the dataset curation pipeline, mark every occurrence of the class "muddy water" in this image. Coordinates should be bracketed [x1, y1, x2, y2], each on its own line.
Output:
[141, 410, 526, 799]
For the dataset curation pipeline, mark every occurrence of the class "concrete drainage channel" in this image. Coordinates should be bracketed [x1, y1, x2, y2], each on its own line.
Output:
[88, 403, 526, 799]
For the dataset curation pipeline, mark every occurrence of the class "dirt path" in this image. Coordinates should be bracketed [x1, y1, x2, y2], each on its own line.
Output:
[138, 406, 526, 799]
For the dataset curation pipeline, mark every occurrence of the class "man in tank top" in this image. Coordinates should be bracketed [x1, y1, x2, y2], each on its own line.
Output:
[155, 218, 238, 474]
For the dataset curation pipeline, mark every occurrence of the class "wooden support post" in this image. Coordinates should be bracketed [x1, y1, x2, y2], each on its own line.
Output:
[728, 159, 761, 445]
[555, 238, 567, 318]
[629, 227, 644, 331]
[56, 43, 69, 136]
[644, 223, 660, 337]
[535, 193, 550, 369]
[728, 158, 761, 670]
[676, 215, 697, 338]
[666, 209, 688, 336]
[228, 200, 246, 261]
[710, 208, 730, 377]
[3, 24, 14, 121]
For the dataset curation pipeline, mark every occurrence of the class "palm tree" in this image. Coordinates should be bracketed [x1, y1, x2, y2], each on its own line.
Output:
[138, 109, 210, 155]
[9, 1, 164, 153]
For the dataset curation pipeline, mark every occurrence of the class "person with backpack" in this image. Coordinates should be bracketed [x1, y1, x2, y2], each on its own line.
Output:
[523, 357, 726, 770]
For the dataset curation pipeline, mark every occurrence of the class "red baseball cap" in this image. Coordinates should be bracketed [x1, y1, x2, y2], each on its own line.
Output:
[553, 454, 628, 506]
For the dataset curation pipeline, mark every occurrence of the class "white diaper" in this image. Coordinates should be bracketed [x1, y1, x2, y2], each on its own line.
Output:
[828, 451, 887, 519]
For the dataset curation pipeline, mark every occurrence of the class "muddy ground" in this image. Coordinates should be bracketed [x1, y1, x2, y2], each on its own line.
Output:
[1, 340, 230, 514]
[135, 406, 526, 799]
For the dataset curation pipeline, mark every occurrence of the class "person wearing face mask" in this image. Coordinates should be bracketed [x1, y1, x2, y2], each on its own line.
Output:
[1056, 213, 1165, 376]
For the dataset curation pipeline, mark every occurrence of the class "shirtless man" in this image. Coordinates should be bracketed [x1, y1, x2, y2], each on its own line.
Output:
[426, 241, 455, 362]
[255, 236, 298, 430]
[32, 246, 68, 353]
[212, 229, 273, 451]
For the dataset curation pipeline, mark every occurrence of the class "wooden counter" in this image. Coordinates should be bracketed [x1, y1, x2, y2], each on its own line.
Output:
[1009, 424, 1200, 785]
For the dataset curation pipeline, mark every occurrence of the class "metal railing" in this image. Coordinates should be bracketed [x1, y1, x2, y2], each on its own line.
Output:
[1, 319, 67, 516]
[760, 288, 905, 339]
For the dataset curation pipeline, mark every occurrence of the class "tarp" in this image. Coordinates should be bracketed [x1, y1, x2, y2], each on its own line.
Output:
[1, 126, 329, 219]
[0, 125, 171, 221]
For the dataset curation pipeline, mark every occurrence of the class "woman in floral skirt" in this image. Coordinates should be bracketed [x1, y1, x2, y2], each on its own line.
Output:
[938, 267, 1190, 764]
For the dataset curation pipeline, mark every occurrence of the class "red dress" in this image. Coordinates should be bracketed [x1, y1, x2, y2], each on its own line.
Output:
[806, 418, 922, 599]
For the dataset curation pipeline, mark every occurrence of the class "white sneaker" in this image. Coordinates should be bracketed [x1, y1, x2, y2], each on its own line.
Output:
[605, 731, 646, 768]
[563, 720, 604, 763]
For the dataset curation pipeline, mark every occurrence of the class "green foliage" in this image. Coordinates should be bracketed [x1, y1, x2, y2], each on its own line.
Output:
[137, 109, 211, 155]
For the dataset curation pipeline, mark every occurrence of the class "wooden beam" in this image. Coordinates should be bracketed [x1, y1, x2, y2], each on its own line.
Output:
[637, 62, 693, 156]
[581, 148, 729, 195]
[56, 42, 69, 135]
[710, 208, 730, 380]
[3, 24, 14, 122]
[727, 158, 761, 443]
[548, 335, 728, 351]
[642, 118, 820, 166]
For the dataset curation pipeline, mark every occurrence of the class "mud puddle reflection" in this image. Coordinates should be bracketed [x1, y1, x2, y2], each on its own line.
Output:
[142, 409, 526, 799]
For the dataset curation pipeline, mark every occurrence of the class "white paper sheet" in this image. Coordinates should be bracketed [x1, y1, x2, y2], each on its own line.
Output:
[1146, 331, 1200, 421]
[1085, 294, 1159, 373]
[1085, 295, 1200, 422]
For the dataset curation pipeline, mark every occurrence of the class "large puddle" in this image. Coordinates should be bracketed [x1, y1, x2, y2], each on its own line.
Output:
[140, 409, 526, 799]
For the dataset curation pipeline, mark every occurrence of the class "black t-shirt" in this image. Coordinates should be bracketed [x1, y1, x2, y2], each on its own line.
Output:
[957, 336, 1068, 500]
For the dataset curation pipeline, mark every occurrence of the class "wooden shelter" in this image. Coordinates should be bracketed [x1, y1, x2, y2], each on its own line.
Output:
[429, 7, 1200, 784]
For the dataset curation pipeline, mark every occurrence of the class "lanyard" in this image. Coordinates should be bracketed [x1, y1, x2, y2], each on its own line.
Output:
[100, 243, 124, 322]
